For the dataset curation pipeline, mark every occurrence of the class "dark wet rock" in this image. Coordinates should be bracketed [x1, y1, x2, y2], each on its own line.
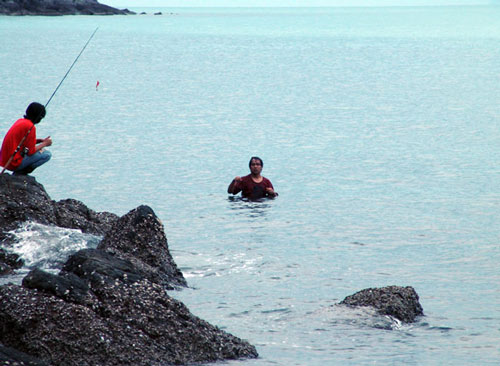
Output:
[97, 205, 187, 289]
[0, 0, 136, 16]
[22, 267, 95, 306]
[62, 248, 146, 287]
[0, 173, 118, 275]
[0, 264, 258, 365]
[0, 248, 23, 274]
[340, 285, 424, 323]
[0, 343, 49, 366]
[0, 174, 56, 234]
[0, 174, 118, 246]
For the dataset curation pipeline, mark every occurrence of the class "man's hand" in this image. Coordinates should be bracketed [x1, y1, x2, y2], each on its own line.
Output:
[266, 187, 278, 197]
[42, 136, 52, 147]
[35, 136, 52, 153]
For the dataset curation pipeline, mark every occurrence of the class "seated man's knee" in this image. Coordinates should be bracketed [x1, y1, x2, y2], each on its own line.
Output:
[43, 150, 52, 162]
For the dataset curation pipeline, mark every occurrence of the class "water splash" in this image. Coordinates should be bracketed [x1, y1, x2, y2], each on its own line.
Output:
[8, 222, 101, 272]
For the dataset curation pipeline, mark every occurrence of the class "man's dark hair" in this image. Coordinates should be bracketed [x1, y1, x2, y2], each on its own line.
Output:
[249, 156, 263, 168]
[24, 102, 46, 124]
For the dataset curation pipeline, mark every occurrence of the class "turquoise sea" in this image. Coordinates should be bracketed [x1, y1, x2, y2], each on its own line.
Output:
[1, 6, 499, 365]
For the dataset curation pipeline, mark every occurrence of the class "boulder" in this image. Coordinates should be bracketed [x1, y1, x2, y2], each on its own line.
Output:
[97, 205, 187, 289]
[62, 248, 149, 288]
[0, 174, 118, 238]
[0, 0, 136, 15]
[340, 285, 424, 323]
[0, 174, 57, 234]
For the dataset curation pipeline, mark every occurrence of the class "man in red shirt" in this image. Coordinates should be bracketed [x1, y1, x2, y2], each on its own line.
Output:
[0, 102, 52, 175]
[227, 157, 278, 200]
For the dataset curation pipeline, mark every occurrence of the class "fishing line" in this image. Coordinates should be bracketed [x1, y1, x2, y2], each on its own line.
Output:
[1, 27, 99, 175]
[45, 27, 99, 108]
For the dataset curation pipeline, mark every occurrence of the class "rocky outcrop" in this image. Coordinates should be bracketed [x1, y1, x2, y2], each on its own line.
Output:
[340, 285, 424, 323]
[0, 174, 258, 365]
[0, 173, 118, 244]
[0, 276, 257, 365]
[97, 205, 187, 289]
[0, 0, 135, 15]
[0, 173, 119, 273]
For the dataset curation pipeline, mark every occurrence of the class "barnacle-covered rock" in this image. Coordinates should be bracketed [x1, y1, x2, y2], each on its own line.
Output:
[97, 205, 187, 289]
[0, 276, 257, 366]
[340, 285, 424, 323]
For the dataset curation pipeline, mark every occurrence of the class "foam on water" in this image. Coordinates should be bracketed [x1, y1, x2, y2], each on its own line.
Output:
[6, 222, 101, 276]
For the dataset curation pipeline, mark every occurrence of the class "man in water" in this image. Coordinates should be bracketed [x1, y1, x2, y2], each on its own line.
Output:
[0, 102, 52, 175]
[227, 157, 278, 200]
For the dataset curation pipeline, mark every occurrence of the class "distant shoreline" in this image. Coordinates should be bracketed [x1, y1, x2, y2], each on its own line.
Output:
[0, 0, 135, 16]
[1, 3, 494, 16]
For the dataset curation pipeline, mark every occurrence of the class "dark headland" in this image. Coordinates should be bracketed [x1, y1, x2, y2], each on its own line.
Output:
[0, 0, 135, 15]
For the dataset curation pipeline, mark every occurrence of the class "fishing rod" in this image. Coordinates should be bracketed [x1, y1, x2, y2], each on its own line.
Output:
[1, 27, 99, 175]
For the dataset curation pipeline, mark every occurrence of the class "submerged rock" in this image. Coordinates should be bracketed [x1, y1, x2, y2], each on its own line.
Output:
[0, 0, 135, 15]
[340, 285, 424, 323]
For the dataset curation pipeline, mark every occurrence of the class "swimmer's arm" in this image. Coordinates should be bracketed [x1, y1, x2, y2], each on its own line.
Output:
[228, 176, 242, 194]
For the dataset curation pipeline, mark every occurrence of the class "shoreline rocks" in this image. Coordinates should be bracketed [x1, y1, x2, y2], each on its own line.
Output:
[0, 174, 258, 365]
[0, 0, 135, 16]
[0, 174, 118, 245]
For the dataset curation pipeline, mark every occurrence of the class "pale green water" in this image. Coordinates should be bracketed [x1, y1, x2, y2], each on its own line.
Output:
[1, 6, 499, 365]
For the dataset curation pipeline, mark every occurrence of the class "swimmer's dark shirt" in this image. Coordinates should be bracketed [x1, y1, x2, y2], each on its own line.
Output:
[235, 174, 275, 200]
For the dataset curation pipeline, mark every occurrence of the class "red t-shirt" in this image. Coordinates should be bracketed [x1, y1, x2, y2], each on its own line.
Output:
[234, 174, 274, 199]
[0, 118, 36, 170]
